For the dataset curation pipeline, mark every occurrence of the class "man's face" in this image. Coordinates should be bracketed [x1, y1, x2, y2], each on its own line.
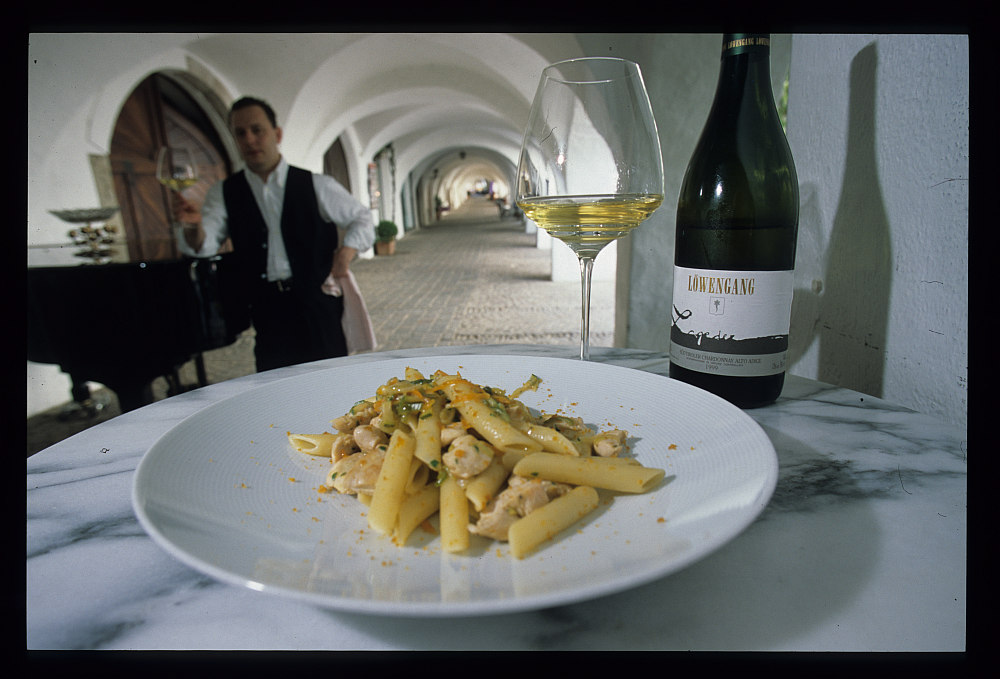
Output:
[230, 105, 283, 177]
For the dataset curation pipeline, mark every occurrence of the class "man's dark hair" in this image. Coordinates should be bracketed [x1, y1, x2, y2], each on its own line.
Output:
[229, 96, 278, 128]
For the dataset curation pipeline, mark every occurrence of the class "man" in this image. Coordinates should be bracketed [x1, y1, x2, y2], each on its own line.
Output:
[173, 96, 375, 371]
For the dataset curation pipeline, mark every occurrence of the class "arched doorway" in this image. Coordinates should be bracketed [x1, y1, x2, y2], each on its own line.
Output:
[323, 137, 352, 193]
[109, 73, 231, 261]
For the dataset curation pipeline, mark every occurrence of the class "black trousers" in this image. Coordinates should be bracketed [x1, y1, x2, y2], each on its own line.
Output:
[250, 280, 347, 372]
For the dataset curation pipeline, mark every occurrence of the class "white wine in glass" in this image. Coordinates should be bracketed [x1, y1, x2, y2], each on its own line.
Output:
[156, 146, 199, 193]
[516, 57, 664, 360]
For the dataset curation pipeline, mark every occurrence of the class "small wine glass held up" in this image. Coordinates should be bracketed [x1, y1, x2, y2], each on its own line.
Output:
[157, 146, 201, 237]
[516, 57, 664, 360]
[156, 146, 200, 220]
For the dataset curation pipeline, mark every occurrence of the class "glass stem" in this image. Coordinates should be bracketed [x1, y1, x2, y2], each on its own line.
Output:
[578, 256, 595, 361]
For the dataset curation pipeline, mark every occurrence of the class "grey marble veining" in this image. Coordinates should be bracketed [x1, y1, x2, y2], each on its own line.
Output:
[26, 345, 967, 651]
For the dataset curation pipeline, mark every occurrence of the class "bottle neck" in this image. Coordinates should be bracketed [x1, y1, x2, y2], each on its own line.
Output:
[714, 33, 775, 111]
[721, 33, 771, 59]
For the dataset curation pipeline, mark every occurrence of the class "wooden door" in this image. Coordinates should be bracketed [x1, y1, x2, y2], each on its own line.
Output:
[110, 74, 230, 261]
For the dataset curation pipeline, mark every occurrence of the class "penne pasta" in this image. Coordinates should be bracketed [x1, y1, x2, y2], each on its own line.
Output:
[367, 429, 416, 536]
[499, 449, 527, 473]
[513, 452, 664, 493]
[413, 403, 443, 468]
[404, 457, 429, 495]
[439, 378, 542, 455]
[463, 455, 509, 512]
[521, 424, 582, 456]
[286, 432, 337, 457]
[289, 367, 666, 559]
[394, 484, 439, 545]
[453, 400, 542, 455]
[438, 474, 470, 553]
[507, 485, 600, 558]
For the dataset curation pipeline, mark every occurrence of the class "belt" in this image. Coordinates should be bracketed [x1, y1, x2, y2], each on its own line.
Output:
[261, 277, 294, 293]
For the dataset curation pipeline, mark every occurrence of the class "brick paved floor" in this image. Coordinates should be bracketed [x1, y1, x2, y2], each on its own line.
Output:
[354, 200, 614, 350]
[26, 196, 614, 454]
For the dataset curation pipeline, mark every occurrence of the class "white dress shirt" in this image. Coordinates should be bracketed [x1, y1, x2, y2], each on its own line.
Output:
[176, 156, 375, 281]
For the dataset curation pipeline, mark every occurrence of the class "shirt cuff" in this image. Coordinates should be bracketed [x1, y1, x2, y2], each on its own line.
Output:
[342, 226, 375, 252]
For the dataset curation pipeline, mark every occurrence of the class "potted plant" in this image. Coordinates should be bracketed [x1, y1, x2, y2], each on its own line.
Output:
[375, 220, 398, 255]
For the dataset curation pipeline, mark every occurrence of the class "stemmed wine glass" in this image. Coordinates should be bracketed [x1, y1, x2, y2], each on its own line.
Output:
[516, 57, 664, 360]
[156, 146, 199, 197]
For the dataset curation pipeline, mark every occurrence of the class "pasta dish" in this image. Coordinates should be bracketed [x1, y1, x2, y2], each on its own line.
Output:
[288, 367, 664, 558]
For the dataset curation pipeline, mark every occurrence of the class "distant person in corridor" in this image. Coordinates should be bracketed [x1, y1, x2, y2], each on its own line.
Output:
[173, 96, 375, 371]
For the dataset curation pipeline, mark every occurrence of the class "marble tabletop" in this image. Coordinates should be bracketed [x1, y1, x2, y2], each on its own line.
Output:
[26, 345, 967, 651]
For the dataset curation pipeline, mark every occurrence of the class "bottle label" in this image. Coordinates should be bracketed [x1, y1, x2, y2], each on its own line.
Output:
[670, 266, 793, 377]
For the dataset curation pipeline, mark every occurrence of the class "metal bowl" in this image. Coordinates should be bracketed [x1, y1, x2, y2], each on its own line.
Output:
[49, 207, 120, 224]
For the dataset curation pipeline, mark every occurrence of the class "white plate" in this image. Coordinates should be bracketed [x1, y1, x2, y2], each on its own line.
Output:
[132, 354, 778, 617]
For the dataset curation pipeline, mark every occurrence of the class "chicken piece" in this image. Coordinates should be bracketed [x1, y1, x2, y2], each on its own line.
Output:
[469, 475, 572, 541]
[442, 434, 494, 479]
[331, 402, 376, 432]
[592, 429, 628, 457]
[468, 498, 519, 541]
[368, 412, 386, 432]
[328, 447, 386, 496]
[506, 475, 567, 514]
[331, 432, 359, 461]
[353, 424, 389, 453]
[439, 421, 467, 447]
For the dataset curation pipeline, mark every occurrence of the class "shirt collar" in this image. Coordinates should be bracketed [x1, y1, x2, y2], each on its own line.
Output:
[244, 155, 288, 189]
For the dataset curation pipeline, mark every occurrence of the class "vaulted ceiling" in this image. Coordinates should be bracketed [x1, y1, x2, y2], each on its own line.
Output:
[178, 32, 588, 205]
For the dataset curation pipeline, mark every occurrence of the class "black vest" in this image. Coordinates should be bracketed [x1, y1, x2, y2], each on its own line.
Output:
[222, 166, 339, 292]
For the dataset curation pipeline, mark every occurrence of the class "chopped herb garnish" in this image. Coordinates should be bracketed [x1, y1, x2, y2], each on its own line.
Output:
[434, 466, 449, 486]
[483, 396, 510, 422]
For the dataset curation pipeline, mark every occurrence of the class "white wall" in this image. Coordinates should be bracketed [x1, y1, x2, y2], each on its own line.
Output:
[607, 34, 967, 429]
[786, 35, 967, 429]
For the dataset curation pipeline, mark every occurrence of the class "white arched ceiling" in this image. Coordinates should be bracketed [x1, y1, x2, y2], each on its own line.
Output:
[177, 32, 585, 221]
[277, 34, 552, 212]
[184, 33, 368, 126]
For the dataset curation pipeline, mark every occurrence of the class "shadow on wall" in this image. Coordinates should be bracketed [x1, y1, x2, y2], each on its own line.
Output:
[788, 43, 891, 398]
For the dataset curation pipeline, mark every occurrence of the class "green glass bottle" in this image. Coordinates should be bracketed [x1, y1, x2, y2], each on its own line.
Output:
[669, 34, 799, 408]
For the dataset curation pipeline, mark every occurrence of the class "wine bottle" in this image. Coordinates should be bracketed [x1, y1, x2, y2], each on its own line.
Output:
[669, 34, 799, 408]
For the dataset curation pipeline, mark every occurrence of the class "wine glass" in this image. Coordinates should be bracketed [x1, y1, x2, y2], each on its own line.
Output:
[516, 57, 664, 360]
[156, 146, 199, 195]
